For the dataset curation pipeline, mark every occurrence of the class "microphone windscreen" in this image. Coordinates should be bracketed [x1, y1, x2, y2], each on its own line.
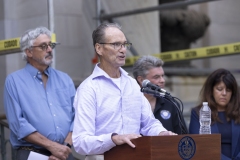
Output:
[142, 79, 150, 88]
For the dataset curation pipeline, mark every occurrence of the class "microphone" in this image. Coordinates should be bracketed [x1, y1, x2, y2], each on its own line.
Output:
[142, 79, 169, 95]
[141, 87, 165, 97]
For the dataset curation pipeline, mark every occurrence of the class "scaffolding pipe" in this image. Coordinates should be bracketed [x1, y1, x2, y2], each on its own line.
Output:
[48, 0, 56, 69]
[96, 0, 101, 27]
[97, 0, 219, 21]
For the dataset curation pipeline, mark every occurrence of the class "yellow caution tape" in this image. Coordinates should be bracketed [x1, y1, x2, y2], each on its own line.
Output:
[125, 42, 240, 66]
[51, 34, 56, 43]
[0, 34, 56, 55]
[0, 37, 20, 51]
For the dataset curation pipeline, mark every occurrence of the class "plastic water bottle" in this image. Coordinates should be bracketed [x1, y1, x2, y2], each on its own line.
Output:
[199, 102, 211, 134]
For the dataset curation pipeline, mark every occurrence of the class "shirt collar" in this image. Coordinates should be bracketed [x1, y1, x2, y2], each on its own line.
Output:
[25, 63, 51, 77]
[92, 63, 129, 79]
[153, 97, 165, 113]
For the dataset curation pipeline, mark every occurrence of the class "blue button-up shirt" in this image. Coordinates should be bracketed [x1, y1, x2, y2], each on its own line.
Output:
[72, 64, 166, 155]
[4, 63, 75, 149]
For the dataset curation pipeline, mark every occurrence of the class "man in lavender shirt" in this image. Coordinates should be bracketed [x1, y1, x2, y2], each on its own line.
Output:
[72, 23, 176, 159]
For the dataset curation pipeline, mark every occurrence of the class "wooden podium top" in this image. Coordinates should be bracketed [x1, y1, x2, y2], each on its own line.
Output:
[104, 134, 221, 160]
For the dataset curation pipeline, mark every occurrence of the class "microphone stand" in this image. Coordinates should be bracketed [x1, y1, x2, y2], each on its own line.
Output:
[141, 87, 188, 134]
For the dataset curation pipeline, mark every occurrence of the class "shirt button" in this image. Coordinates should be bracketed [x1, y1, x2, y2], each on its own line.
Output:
[49, 103, 52, 105]
[53, 114, 56, 116]
[56, 126, 59, 129]
[40, 82, 42, 84]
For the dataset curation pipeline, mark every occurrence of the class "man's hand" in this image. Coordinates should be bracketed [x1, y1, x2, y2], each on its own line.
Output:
[159, 131, 177, 136]
[48, 155, 60, 160]
[47, 142, 71, 160]
[49, 132, 72, 159]
[24, 132, 72, 160]
[111, 134, 142, 148]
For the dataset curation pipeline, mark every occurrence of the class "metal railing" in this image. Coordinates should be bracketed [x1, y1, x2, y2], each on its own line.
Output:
[0, 114, 15, 160]
[96, 0, 219, 21]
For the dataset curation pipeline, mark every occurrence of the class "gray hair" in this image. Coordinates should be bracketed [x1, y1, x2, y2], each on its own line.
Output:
[92, 22, 122, 47]
[20, 26, 51, 61]
[132, 55, 164, 79]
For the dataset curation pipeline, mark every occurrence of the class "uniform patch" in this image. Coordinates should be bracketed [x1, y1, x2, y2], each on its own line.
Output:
[160, 110, 171, 119]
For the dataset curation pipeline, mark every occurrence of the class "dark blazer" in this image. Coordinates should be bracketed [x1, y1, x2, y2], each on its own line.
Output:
[189, 108, 240, 160]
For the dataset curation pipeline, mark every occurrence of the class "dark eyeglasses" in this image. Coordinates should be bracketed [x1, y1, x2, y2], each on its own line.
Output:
[99, 42, 132, 50]
[31, 42, 60, 51]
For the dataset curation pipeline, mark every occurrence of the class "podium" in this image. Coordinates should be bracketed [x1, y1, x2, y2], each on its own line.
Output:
[104, 134, 221, 160]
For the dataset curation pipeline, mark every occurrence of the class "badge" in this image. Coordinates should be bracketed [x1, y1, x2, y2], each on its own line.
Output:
[160, 110, 171, 119]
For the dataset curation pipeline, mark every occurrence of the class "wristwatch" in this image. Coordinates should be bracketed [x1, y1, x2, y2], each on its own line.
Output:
[63, 142, 72, 148]
[111, 133, 118, 137]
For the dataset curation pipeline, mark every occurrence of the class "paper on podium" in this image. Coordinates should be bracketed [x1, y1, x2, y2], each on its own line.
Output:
[27, 151, 49, 160]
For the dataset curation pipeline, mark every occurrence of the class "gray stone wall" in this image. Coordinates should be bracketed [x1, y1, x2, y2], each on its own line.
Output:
[190, 0, 240, 70]
[0, 0, 159, 159]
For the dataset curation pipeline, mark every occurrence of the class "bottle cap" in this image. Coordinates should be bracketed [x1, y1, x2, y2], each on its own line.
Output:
[203, 102, 208, 105]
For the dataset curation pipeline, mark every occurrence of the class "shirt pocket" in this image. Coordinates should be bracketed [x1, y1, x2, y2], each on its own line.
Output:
[54, 88, 71, 107]
[122, 96, 142, 124]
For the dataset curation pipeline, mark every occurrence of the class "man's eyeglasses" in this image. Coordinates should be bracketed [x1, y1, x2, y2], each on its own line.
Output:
[99, 42, 132, 50]
[31, 42, 60, 51]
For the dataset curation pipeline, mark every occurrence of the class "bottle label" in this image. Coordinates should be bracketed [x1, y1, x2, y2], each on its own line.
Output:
[199, 104, 211, 134]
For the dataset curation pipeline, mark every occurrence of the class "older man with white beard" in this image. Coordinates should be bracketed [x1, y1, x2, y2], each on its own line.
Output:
[4, 27, 75, 160]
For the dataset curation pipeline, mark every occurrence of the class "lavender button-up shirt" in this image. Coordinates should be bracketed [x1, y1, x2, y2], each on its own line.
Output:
[72, 64, 166, 155]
